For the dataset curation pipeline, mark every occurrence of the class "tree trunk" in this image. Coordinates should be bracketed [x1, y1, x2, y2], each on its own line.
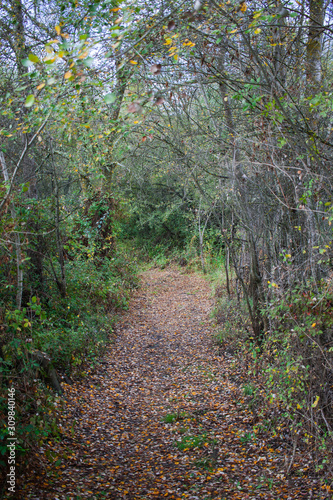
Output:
[51, 141, 66, 297]
[306, 0, 324, 89]
[29, 350, 62, 394]
[103, 60, 129, 191]
[0, 152, 23, 309]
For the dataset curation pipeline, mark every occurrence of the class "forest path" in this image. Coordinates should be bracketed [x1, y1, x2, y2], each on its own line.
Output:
[21, 267, 314, 499]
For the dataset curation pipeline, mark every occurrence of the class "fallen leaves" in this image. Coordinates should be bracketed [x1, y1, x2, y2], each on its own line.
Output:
[16, 268, 328, 499]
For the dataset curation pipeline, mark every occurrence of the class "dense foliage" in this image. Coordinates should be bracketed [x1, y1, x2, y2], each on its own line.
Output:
[0, 0, 333, 488]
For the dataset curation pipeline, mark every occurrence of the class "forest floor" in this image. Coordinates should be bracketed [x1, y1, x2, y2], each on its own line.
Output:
[16, 267, 328, 499]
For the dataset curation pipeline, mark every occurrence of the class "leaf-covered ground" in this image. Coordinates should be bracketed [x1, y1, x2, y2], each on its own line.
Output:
[17, 268, 328, 499]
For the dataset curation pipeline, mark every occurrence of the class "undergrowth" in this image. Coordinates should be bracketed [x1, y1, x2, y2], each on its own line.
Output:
[211, 269, 333, 490]
[0, 247, 139, 478]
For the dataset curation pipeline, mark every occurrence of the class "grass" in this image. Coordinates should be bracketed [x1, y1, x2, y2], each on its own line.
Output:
[239, 432, 255, 444]
[162, 411, 188, 423]
[194, 457, 214, 470]
[243, 384, 256, 396]
[175, 433, 208, 451]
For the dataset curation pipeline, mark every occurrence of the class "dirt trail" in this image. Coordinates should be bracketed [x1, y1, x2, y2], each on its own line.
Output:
[19, 268, 319, 499]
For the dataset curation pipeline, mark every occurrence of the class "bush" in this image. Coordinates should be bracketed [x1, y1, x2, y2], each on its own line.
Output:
[260, 281, 333, 474]
[0, 244, 139, 481]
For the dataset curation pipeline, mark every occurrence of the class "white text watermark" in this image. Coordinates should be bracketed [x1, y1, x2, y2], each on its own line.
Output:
[7, 387, 16, 494]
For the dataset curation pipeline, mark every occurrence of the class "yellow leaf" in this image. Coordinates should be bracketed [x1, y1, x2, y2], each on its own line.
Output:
[312, 395, 319, 408]
[44, 56, 57, 63]
[64, 71, 72, 79]
[230, 29, 238, 33]
[37, 83, 45, 90]
[164, 38, 172, 45]
[312, 323, 316, 327]
[55, 25, 61, 35]
[254, 28, 262, 34]
[130, 60, 138, 64]
[253, 11, 262, 18]
[111, 7, 120, 11]
[174, 53, 178, 61]
[240, 2, 247, 12]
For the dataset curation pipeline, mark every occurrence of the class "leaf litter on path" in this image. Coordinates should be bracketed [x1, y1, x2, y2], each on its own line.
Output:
[17, 268, 326, 499]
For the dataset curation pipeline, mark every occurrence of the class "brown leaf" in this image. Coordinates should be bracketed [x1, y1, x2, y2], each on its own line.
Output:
[182, 10, 195, 21]
[167, 20, 175, 31]
[153, 97, 164, 106]
[150, 63, 162, 75]
[128, 102, 143, 114]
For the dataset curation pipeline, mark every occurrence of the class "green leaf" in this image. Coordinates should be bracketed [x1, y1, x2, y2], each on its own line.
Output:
[83, 56, 94, 68]
[104, 93, 116, 104]
[47, 77, 56, 85]
[28, 53, 40, 63]
[24, 95, 35, 108]
[22, 58, 34, 67]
